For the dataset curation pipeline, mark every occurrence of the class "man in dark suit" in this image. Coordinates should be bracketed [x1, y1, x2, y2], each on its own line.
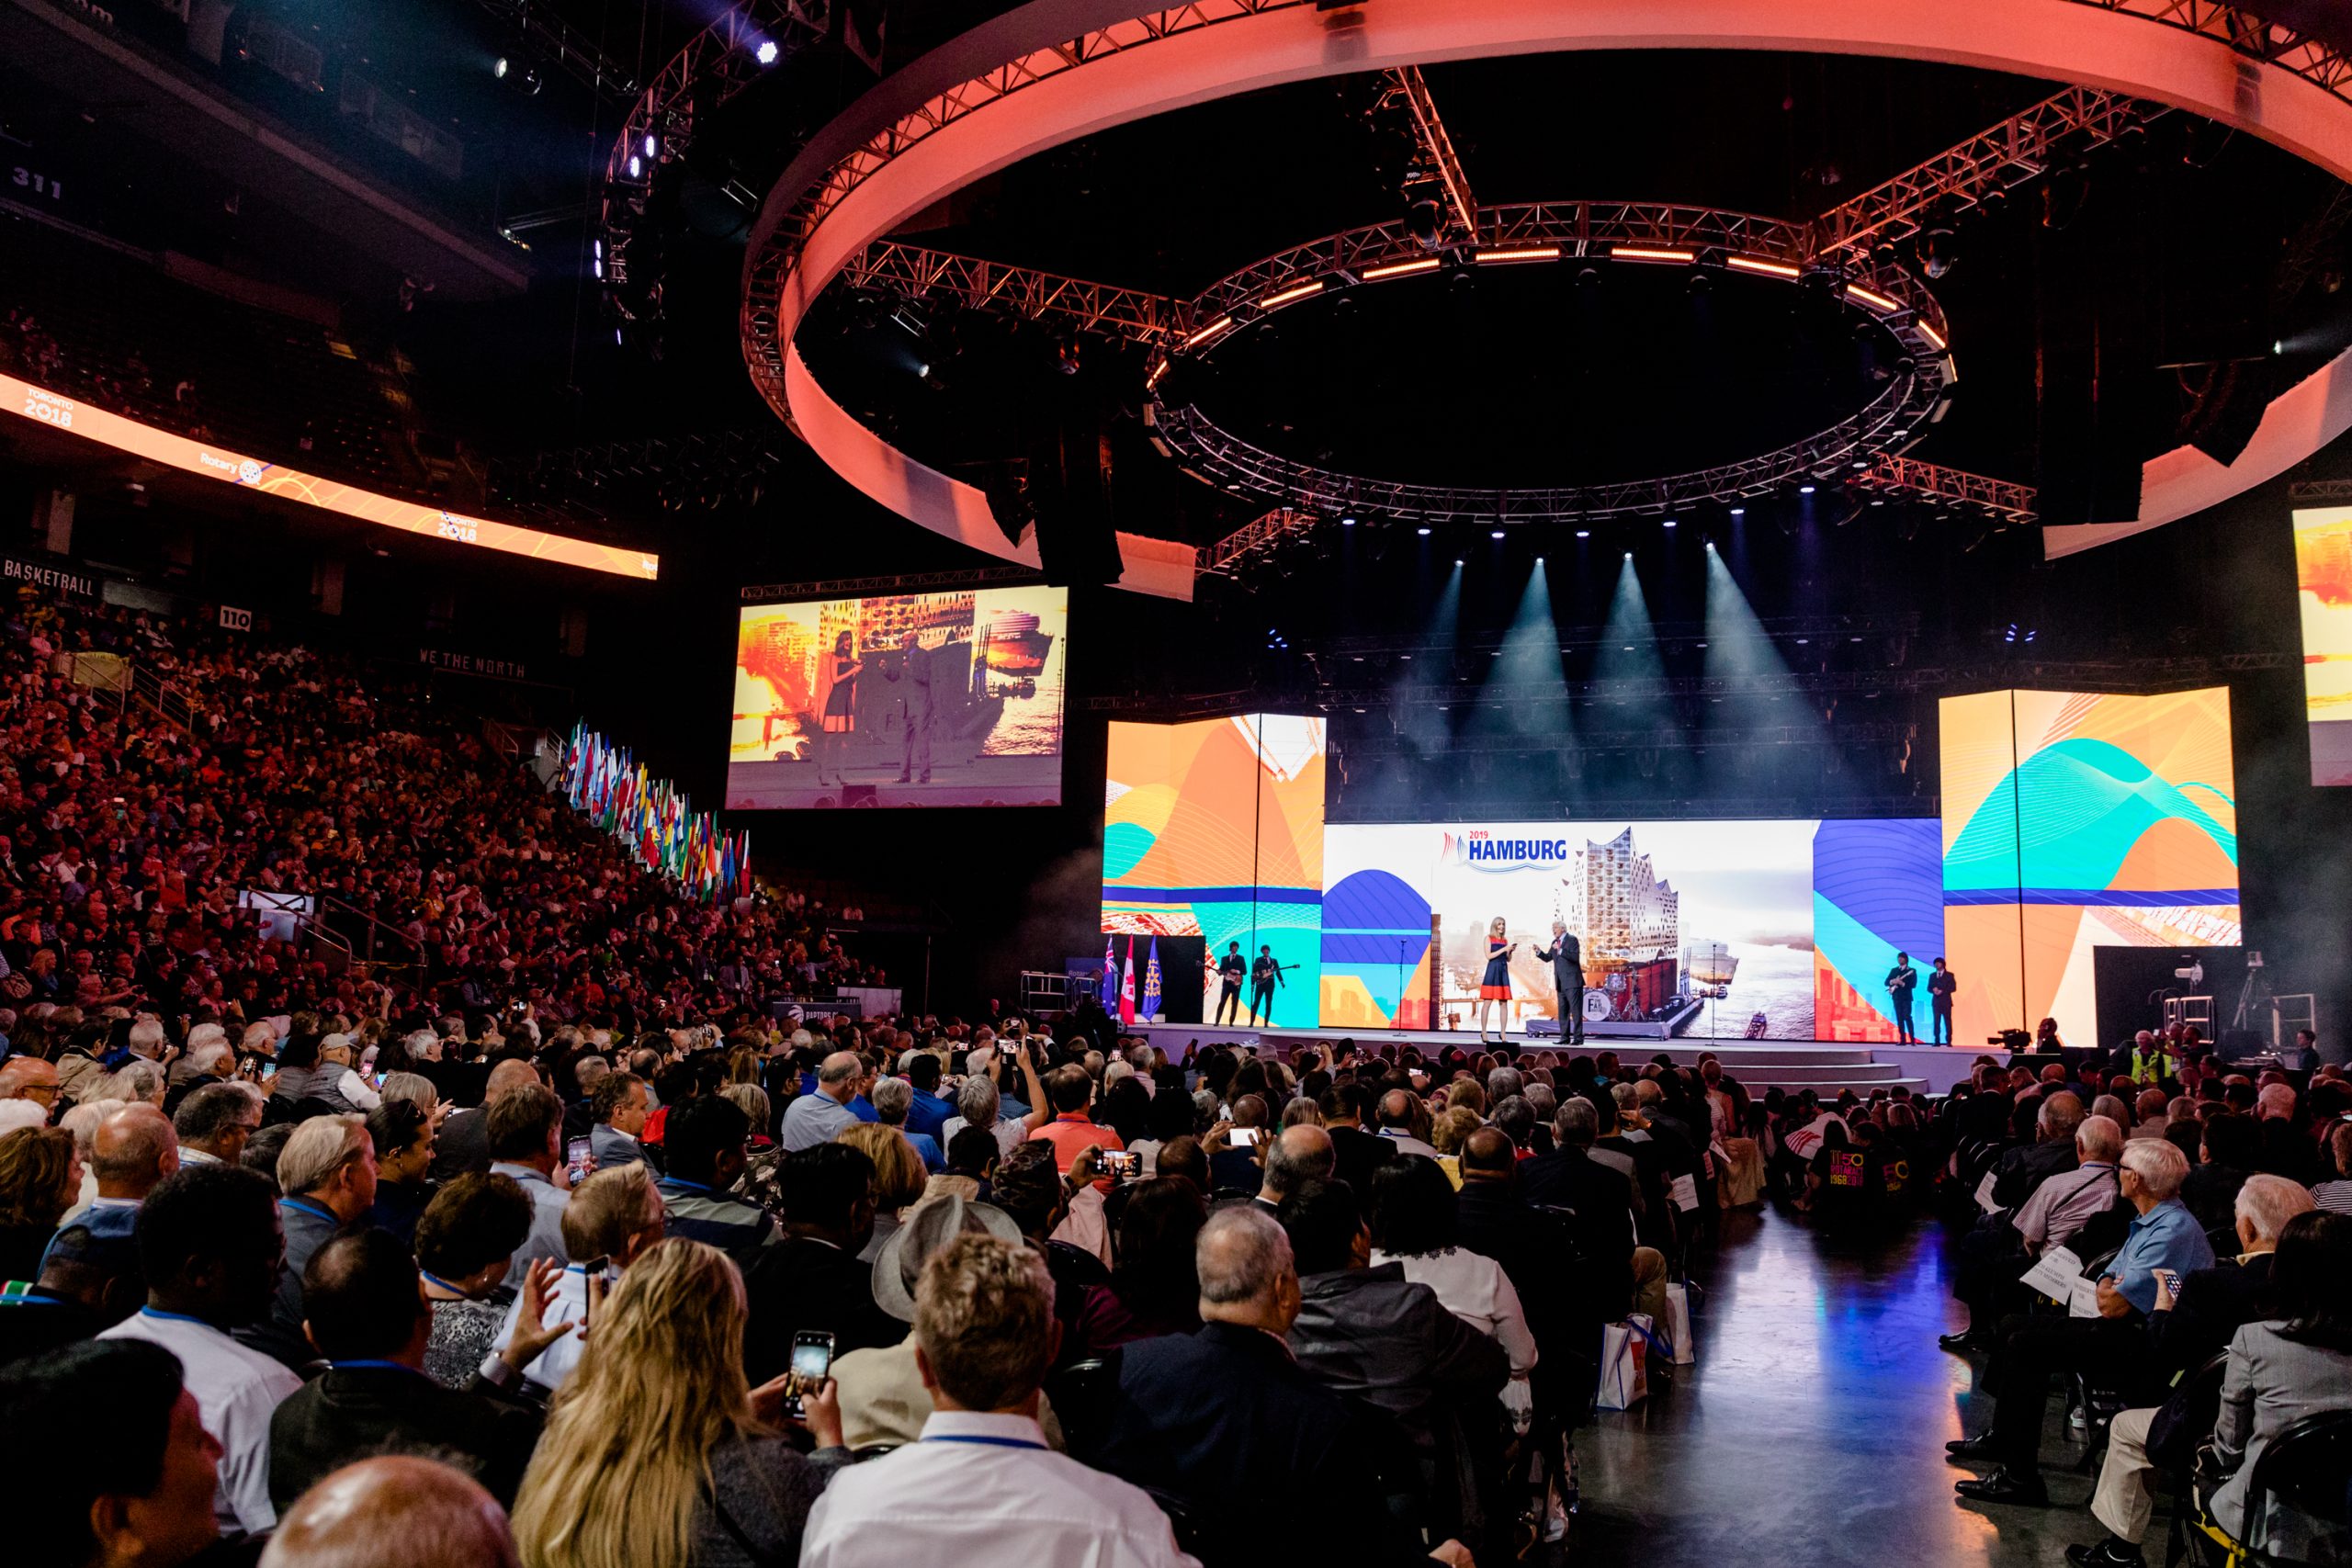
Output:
[1091, 1207, 1462, 1568]
[1989, 1091, 2086, 1210]
[1533, 920, 1585, 1044]
[1521, 1097, 1644, 1321]
[1455, 1127, 1587, 1433]
[742, 1142, 901, 1382]
[268, 1230, 542, 1510]
[1318, 1081, 1396, 1196]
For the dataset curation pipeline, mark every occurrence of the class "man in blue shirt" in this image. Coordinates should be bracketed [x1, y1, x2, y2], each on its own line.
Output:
[903, 1054, 955, 1143]
[1950, 1139, 2214, 1506]
[781, 1052, 865, 1151]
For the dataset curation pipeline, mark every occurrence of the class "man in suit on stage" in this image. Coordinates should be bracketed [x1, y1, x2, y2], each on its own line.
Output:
[1884, 951, 1919, 1044]
[1249, 945, 1283, 1027]
[1216, 942, 1246, 1026]
[1534, 920, 1585, 1045]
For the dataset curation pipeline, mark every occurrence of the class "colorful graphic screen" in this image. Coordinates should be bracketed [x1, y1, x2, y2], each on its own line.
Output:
[1939, 688, 2240, 1049]
[1102, 715, 1325, 1027]
[2294, 505, 2352, 784]
[3, 372, 658, 580]
[727, 588, 1067, 808]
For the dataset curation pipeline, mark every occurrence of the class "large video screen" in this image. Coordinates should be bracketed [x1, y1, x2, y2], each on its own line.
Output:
[727, 587, 1067, 808]
[2295, 504, 2352, 784]
[1939, 688, 2240, 1049]
[1102, 715, 1326, 1028]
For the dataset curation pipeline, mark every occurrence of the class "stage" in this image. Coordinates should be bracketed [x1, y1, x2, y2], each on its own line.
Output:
[1125, 1020, 1981, 1093]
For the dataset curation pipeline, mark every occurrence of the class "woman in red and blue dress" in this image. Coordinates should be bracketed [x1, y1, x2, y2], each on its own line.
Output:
[816, 630, 863, 785]
[1477, 915, 1515, 1043]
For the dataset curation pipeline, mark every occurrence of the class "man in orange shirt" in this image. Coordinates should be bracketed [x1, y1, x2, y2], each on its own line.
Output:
[1028, 1066, 1123, 1174]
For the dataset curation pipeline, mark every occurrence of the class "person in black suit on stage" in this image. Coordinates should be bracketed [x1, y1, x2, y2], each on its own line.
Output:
[1927, 956, 1957, 1045]
[1534, 919, 1585, 1045]
[1885, 951, 1919, 1044]
[1249, 945, 1283, 1027]
[1216, 942, 1246, 1026]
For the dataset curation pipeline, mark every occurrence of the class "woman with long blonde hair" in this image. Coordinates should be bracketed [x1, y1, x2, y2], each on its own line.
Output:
[1476, 914, 1516, 1044]
[511, 1237, 845, 1568]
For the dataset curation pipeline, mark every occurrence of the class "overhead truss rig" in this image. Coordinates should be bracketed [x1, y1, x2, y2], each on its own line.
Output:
[740, 564, 1044, 602]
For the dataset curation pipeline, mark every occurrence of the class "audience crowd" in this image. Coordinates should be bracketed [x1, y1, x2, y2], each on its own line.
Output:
[1, 589, 2346, 1568]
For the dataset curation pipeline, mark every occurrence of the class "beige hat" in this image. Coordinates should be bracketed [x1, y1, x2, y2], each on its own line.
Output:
[870, 1193, 1022, 1322]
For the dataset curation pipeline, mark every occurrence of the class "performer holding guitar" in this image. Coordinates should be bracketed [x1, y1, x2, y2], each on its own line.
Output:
[1249, 945, 1288, 1027]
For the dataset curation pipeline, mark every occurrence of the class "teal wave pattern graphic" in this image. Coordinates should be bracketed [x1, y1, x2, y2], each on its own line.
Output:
[1945, 738, 2238, 894]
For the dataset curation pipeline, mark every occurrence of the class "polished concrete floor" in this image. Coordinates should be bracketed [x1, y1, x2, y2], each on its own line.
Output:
[1576, 1208, 2109, 1568]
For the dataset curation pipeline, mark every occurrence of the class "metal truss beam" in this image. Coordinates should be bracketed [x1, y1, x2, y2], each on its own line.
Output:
[1808, 86, 2173, 259]
[740, 565, 1041, 602]
[469, 0, 639, 100]
[1339, 722, 1917, 754]
[1197, 508, 1316, 573]
[1859, 456, 2039, 521]
[1379, 65, 1478, 243]
[835, 243, 1176, 342]
[1312, 612, 1923, 660]
[2290, 477, 2352, 501]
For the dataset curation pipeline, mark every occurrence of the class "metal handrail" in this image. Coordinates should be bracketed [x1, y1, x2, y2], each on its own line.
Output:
[311, 892, 431, 973]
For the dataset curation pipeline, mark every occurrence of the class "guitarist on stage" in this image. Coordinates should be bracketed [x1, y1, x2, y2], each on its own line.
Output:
[1249, 944, 1284, 1027]
[1216, 942, 1246, 1025]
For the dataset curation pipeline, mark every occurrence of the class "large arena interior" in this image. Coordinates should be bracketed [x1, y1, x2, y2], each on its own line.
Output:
[3, 4, 2351, 1566]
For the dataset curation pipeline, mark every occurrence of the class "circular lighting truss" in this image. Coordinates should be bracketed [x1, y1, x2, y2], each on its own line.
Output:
[733, 0, 2352, 580]
[1144, 201, 1952, 526]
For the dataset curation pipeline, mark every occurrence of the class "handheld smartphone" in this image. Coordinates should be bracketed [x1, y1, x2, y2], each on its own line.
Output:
[1001, 1042, 1022, 1057]
[260, 1061, 278, 1081]
[565, 1136, 594, 1187]
[1230, 1127, 1262, 1148]
[786, 1330, 836, 1418]
[2153, 1269, 2183, 1299]
[1100, 1149, 1137, 1179]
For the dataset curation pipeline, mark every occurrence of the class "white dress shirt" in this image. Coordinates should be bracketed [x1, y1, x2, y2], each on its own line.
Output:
[799, 1409, 1198, 1568]
[1373, 1246, 1541, 1374]
[489, 1161, 571, 1276]
[100, 1307, 300, 1537]
[495, 1259, 604, 1393]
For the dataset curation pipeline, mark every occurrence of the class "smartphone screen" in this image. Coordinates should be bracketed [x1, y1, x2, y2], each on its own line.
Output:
[786, 1331, 835, 1417]
[565, 1136, 593, 1186]
[1231, 1127, 1261, 1148]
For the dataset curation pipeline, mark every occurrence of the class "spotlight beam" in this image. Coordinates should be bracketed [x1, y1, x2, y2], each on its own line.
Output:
[1377, 65, 1479, 244]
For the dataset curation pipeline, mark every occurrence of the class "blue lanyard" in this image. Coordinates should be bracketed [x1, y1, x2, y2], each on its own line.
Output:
[922, 1433, 1047, 1450]
[418, 1270, 471, 1298]
[331, 1359, 431, 1379]
[139, 1306, 210, 1325]
[662, 1178, 715, 1193]
[282, 1197, 337, 1224]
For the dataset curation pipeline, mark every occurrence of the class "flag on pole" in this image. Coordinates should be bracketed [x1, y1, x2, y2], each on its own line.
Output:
[1119, 936, 1136, 1026]
[1100, 936, 1119, 1010]
[1141, 937, 1162, 1021]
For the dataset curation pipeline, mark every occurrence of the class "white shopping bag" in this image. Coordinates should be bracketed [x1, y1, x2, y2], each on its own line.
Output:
[1596, 1315, 1652, 1411]
[1661, 1281, 1697, 1366]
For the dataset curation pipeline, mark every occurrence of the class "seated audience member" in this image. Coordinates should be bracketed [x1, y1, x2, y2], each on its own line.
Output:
[513, 1238, 846, 1567]
[261, 1456, 519, 1568]
[1321, 1082, 1397, 1194]
[365, 1100, 436, 1245]
[743, 1142, 898, 1382]
[1254, 1123, 1335, 1215]
[656, 1095, 775, 1263]
[1032, 1064, 1124, 1175]
[100, 1164, 301, 1539]
[2305, 1120, 2352, 1214]
[1207, 1094, 1272, 1191]
[782, 1051, 865, 1152]
[1376, 1089, 1442, 1159]
[69, 1104, 178, 1246]
[2066, 1177, 2323, 1567]
[1282, 1176, 1510, 1534]
[268, 1228, 543, 1510]
[989, 1138, 1111, 1339]
[0, 1219, 144, 1354]
[833, 1193, 1070, 1450]
[903, 1053, 955, 1143]
[500, 1162, 667, 1395]
[837, 1120, 930, 1262]
[431, 1059, 539, 1182]
[2200, 1211, 2352, 1554]
[1093, 1206, 1475, 1568]
[938, 1069, 1025, 1161]
[0, 1124, 82, 1284]
[173, 1083, 263, 1169]
[242, 1113, 377, 1371]
[485, 1084, 570, 1276]
[1071, 1176, 1207, 1355]
[589, 1070, 650, 1171]
[800, 1235, 1192, 1567]
[1990, 1091, 2088, 1210]
[416, 1172, 537, 1388]
[1946, 1113, 2126, 1352]
[871, 1077, 944, 1173]
[1453, 1126, 1582, 1375]
[3, 1338, 225, 1568]
[1951, 1139, 2215, 1506]
[1369, 1155, 1539, 1392]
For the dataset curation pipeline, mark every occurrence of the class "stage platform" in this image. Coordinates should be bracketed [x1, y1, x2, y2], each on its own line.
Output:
[1126, 1021, 1980, 1093]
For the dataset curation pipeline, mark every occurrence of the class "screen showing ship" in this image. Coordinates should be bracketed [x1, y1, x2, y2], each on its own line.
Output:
[981, 609, 1055, 677]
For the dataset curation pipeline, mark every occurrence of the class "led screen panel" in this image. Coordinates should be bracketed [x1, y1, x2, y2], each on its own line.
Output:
[726, 587, 1067, 807]
[1939, 688, 2240, 1049]
[3, 372, 658, 579]
[1102, 715, 1325, 1027]
[2294, 504, 2352, 784]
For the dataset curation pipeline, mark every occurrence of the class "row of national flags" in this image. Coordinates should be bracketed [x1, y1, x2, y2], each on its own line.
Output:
[561, 723, 752, 903]
[1098, 934, 1161, 1024]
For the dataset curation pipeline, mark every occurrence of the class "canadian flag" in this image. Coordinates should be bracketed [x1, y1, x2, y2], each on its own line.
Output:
[1119, 936, 1136, 1025]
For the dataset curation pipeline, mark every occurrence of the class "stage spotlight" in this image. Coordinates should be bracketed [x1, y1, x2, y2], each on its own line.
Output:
[1340, 515, 1356, 526]
[628, 154, 644, 179]
[755, 39, 780, 64]
[493, 56, 509, 78]
[1404, 192, 1445, 251]
[1729, 505, 1745, 517]
[644, 134, 660, 159]
[1798, 483, 1816, 495]
[1454, 558, 1464, 567]
[1575, 529, 1589, 538]
[1623, 551, 1633, 560]
[1917, 216, 1960, 278]
[1662, 517, 1677, 529]
[1417, 526, 1431, 536]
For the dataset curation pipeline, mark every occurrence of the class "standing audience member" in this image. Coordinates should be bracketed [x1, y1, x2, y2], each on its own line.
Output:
[800, 1234, 1194, 1568]
[485, 1085, 570, 1276]
[655, 1095, 775, 1264]
[99, 1164, 300, 1539]
[744, 1142, 898, 1381]
[511, 1238, 847, 1568]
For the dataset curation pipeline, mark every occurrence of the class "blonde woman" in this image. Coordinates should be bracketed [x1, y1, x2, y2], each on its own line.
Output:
[835, 1121, 925, 1264]
[511, 1238, 846, 1568]
[1476, 915, 1516, 1043]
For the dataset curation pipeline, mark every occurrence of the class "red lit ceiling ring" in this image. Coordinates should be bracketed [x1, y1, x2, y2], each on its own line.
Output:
[1141, 200, 1954, 524]
[740, 0, 2352, 581]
